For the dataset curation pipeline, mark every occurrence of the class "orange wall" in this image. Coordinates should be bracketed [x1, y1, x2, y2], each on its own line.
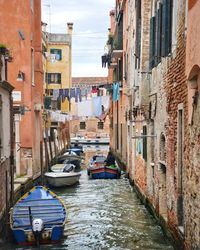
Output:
[0, 0, 43, 174]
[186, 0, 200, 78]
[0, 0, 43, 143]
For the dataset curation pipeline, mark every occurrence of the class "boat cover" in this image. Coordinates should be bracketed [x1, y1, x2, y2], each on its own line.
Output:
[12, 186, 66, 229]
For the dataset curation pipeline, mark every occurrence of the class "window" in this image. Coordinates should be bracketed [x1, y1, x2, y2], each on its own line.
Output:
[80, 122, 86, 130]
[46, 73, 61, 84]
[50, 49, 62, 61]
[142, 126, 147, 161]
[98, 122, 104, 129]
[135, 0, 141, 68]
[149, 0, 173, 69]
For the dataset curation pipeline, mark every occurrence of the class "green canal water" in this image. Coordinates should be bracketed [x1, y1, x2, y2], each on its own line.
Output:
[1, 145, 174, 250]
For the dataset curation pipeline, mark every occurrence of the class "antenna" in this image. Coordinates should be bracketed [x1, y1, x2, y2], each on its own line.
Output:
[43, 3, 51, 34]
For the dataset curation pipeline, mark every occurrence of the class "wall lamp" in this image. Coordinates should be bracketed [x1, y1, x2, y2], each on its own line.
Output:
[16, 71, 25, 82]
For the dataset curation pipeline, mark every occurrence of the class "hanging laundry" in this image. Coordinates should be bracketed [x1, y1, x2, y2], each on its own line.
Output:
[57, 89, 63, 102]
[70, 88, 76, 99]
[137, 139, 142, 154]
[92, 96, 102, 117]
[81, 88, 88, 100]
[53, 89, 59, 99]
[78, 100, 93, 117]
[44, 96, 51, 110]
[91, 86, 97, 93]
[101, 54, 107, 68]
[64, 88, 70, 101]
[75, 88, 82, 102]
[101, 95, 110, 112]
[112, 82, 120, 101]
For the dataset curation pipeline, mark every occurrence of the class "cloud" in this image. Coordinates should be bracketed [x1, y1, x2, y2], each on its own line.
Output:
[72, 63, 108, 77]
[42, 0, 115, 76]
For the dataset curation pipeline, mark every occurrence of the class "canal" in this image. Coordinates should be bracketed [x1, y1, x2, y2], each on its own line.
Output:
[2, 145, 174, 250]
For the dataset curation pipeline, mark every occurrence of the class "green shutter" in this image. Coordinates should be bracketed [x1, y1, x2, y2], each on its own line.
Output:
[58, 73, 61, 84]
[157, 4, 162, 64]
[59, 50, 62, 60]
[143, 126, 147, 162]
[47, 73, 51, 84]
[161, 0, 172, 57]
[149, 16, 156, 69]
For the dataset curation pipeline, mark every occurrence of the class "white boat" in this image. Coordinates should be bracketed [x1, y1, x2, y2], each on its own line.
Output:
[51, 163, 75, 173]
[71, 137, 110, 145]
[44, 172, 81, 187]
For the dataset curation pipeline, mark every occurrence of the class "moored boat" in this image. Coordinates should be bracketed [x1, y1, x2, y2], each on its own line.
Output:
[45, 172, 81, 187]
[88, 155, 121, 179]
[10, 186, 67, 246]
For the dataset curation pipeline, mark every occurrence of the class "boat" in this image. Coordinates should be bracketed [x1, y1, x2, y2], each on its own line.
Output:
[57, 152, 84, 163]
[45, 164, 81, 187]
[71, 137, 110, 145]
[10, 186, 67, 246]
[88, 155, 121, 179]
[51, 163, 76, 173]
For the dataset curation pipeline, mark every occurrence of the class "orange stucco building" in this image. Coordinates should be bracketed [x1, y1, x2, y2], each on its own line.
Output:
[0, 0, 43, 178]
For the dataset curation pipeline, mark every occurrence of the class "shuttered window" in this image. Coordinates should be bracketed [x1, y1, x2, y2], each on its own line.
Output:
[155, 3, 162, 65]
[143, 126, 147, 162]
[50, 49, 62, 61]
[46, 73, 61, 84]
[161, 0, 173, 57]
[149, 16, 156, 69]
[150, 0, 172, 69]
[135, 0, 141, 67]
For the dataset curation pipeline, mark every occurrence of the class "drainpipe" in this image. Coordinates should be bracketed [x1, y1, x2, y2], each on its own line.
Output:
[14, 114, 21, 176]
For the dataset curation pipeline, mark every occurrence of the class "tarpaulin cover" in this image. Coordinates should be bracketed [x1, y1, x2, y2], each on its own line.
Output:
[12, 186, 66, 229]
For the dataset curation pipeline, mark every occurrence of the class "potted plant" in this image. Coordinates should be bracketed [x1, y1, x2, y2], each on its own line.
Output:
[0, 44, 7, 55]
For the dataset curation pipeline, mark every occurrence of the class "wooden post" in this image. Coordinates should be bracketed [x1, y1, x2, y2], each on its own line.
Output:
[48, 132, 53, 162]
[40, 141, 44, 185]
[44, 130, 49, 172]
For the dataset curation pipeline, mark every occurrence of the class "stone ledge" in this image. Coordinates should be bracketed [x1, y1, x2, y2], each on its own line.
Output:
[14, 176, 32, 185]
[14, 183, 21, 192]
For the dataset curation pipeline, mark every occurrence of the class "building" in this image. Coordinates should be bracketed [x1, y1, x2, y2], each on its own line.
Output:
[0, 0, 43, 178]
[0, 50, 14, 234]
[185, 0, 200, 248]
[107, 0, 193, 248]
[43, 23, 73, 112]
[70, 77, 110, 139]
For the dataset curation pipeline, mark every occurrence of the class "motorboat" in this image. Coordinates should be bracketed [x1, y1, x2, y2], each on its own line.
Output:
[10, 186, 66, 246]
[45, 164, 81, 187]
[87, 155, 121, 179]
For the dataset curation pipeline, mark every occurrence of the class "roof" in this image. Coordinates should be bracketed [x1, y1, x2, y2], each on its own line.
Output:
[48, 33, 71, 44]
[72, 77, 109, 87]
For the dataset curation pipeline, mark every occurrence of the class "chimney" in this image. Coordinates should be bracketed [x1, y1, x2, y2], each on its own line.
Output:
[67, 22, 73, 35]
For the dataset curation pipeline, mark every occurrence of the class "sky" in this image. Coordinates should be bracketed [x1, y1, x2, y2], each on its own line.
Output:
[42, 0, 115, 77]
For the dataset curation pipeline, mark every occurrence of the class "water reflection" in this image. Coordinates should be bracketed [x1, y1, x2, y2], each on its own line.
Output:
[2, 145, 174, 250]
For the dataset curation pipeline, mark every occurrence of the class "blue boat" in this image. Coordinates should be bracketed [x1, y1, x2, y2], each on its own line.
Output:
[88, 156, 121, 179]
[10, 186, 67, 246]
[89, 165, 121, 179]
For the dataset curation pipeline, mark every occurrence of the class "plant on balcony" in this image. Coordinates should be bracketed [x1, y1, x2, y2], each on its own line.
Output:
[0, 44, 7, 55]
[107, 33, 114, 46]
[0, 44, 13, 62]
